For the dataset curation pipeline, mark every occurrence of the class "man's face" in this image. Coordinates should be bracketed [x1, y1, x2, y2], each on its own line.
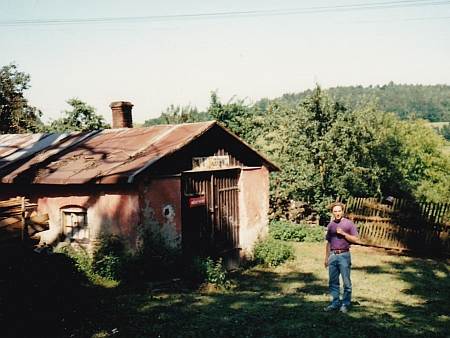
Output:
[332, 206, 343, 221]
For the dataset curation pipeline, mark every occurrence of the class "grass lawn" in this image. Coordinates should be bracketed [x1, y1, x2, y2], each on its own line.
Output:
[57, 242, 450, 338]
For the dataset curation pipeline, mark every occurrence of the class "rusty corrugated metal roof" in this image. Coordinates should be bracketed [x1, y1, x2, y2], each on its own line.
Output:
[0, 121, 280, 185]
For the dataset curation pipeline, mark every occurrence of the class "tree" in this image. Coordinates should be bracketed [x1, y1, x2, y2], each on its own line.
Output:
[0, 63, 42, 134]
[46, 98, 110, 132]
[435, 123, 450, 141]
[207, 91, 255, 140]
[142, 104, 209, 127]
[246, 86, 450, 211]
[390, 119, 450, 203]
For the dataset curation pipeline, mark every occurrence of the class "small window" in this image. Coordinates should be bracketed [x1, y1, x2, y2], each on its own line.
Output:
[61, 207, 89, 244]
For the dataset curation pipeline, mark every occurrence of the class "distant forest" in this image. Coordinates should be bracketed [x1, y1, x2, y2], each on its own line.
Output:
[258, 82, 450, 123]
[144, 82, 450, 124]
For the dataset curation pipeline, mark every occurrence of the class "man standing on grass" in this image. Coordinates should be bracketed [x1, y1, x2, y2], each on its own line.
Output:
[324, 202, 359, 313]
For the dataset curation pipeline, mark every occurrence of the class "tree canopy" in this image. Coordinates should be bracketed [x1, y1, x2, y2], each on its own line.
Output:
[0, 63, 42, 134]
[210, 86, 450, 208]
[142, 104, 207, 127]
[45, 98, 110, 132]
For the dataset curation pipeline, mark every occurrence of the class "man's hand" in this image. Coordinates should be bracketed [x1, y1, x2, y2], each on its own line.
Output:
[324, 260, 329, 268]
[337, 226, 360, 244]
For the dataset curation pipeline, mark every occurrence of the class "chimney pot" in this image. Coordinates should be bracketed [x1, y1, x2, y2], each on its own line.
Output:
[110, 101, 133, 128]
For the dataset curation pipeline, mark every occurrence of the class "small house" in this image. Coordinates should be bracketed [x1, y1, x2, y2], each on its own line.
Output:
[0, 102, 280, 269]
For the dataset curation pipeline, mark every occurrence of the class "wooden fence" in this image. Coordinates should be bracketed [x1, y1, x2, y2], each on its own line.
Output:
[342, 197, 450, 254]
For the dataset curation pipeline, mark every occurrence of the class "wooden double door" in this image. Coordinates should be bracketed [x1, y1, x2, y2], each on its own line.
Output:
[182, 169, 240, 270]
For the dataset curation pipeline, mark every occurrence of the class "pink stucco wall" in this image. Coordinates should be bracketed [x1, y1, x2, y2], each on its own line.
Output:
[30, 177, 183, 250]
[34, 186, 141, 248]
[238, 166, 270, 257]
[139, 177, 182, 248]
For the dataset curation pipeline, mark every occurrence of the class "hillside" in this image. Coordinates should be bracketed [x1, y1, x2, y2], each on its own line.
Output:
[143, 83, 450, 129]
[267, 82, 450, 123]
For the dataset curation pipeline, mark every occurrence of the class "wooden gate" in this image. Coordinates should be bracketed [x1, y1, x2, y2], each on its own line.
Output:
[181, 169, 240, 270]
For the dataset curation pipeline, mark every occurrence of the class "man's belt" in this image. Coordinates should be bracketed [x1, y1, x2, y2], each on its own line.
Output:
[331, 249, 349, 254]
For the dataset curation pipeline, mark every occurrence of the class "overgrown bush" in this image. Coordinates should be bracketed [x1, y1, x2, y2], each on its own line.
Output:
[123, 228, 183, 283]
[56, 244, 94, 278]
[57, 230, 182, 284]
[184, 256, 229, 290]
[269, 220, 325, 243]
[253, 236, 295, 267]
[92, 234, 129, 281]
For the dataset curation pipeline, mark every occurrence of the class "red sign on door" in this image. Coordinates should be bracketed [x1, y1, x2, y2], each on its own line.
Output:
[189, 196, 206, 208]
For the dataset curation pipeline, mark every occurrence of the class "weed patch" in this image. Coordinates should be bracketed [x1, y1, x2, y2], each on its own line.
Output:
[253, 236, 295, 267]
[270, 220, 326, 243]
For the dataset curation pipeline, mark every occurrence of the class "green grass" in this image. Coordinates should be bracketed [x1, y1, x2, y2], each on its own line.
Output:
[53, 242, 450, 338]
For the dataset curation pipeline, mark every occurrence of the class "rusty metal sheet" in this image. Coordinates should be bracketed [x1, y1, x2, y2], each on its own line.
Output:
[0, 121, 280, 185]
[0, 122, 216, 185]
[0, 131, 100, 183]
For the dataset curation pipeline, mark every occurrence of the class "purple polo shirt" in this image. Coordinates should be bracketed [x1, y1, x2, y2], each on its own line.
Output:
[326, 218, 359, 250]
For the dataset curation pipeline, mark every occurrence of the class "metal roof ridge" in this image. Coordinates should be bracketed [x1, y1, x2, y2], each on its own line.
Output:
[126, 122, 216, 183]
[211, 121, 282, 172]
[96, 125, 182, 183]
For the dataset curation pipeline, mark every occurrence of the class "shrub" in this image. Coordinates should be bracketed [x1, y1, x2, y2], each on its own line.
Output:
[204, 257, 228, 288]
[183, 256, 229, 290]
[123, 228, 182, 283]
[56, 236, 127, 285]
[253, 236, 295, 267]
[92, 234, 128, 281]
[57, 230, 181, 284]
[56, 244, 93, 278]
[269, 220, 325, 243]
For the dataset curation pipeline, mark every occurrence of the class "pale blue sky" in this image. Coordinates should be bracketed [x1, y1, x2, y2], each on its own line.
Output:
[1, 0, 449, 124]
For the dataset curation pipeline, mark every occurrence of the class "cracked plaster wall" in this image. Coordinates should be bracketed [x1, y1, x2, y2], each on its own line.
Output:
[139, 177, 181, 249]
[238, 166, 270, 258]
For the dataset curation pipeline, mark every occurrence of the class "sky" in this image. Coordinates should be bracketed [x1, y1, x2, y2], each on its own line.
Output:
[1, 0, 450, 125]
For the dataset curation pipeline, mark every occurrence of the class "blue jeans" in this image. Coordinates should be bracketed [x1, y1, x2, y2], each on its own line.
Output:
[328, 251, 352, 307]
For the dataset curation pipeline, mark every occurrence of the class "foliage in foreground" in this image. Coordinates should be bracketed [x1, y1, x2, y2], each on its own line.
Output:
[57, 232, 231, 291]
[252, 236, 295, 267]
[184, 256, 230, 290]
[269, 220, 326, 243]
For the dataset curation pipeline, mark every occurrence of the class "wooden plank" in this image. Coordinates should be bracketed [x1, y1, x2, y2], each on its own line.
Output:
[0, 217, 22, 228]
[29, 214, 49, 225]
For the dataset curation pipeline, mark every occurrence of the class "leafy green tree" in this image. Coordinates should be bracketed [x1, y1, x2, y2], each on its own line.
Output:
[46, 98, 110, 132]
[142, 104, 210, 127]
[142, 104, 205, 127]
[0, 63, 42, 134]
[435, 123, 450, 141]
[248, 86, 450, 211]
[391, 119, 450, 202]
[207, 91, 255, 140]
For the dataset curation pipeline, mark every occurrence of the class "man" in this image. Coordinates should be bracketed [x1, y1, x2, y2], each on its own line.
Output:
[323, 202, 359, 313]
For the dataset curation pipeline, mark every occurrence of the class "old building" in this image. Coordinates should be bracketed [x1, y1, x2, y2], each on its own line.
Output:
[0, 102, 280, 269]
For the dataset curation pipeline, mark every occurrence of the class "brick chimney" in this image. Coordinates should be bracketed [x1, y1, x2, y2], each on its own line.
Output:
[110, 101, 133, 128]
